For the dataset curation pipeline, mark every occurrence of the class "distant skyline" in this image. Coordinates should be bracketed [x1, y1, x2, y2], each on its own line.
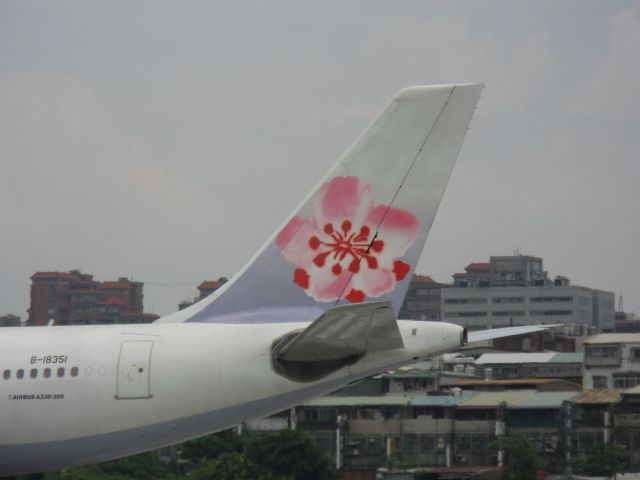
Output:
[2, 1, 639, 318]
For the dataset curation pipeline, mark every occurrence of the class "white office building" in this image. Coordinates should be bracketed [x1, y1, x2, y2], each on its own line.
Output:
[441, 256, 614, 332]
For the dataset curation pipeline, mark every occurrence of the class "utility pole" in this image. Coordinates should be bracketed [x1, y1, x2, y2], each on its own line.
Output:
[563, 400, 572, 480]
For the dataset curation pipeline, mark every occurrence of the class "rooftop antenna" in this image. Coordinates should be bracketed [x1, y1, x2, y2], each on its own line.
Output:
[618, 294, 624, 313]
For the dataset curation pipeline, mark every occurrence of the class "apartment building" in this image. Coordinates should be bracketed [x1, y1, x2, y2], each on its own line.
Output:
[28, 270, 159, 326]
[583, 333, 640, 389]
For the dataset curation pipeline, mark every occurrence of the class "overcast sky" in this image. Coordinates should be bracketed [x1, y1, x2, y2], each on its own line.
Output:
[1, 1, 639, 319]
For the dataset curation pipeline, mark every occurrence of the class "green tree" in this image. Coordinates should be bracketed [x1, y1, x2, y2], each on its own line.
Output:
[189, 451, 276, 480]
[575, 443, 630, 479]
[384, 449, 404, 472]
[44, 452, 181, 480]
[244, 430, 337, 480]
[180, 429, 244, 465]
[493, 432, 539, 480]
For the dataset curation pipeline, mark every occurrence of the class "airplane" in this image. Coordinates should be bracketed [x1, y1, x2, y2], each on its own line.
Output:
[0, 83, 555, 476]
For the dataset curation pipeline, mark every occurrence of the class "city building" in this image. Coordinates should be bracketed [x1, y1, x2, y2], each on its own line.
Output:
[275, 383, 640, 478]
[0, 314, 20, 327]
[178, 277, 228, 310]
[473, 352, 583, 385]
[614, 311, 640, 333]
[442, 255, 615, 332]
[28, 270, 159, 326]
[399, 275, 452, 321]
[583, 333, 640, 389]
[295, 388, 584, 474]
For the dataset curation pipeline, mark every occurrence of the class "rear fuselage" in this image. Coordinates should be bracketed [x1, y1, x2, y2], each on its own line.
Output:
[0, 320, 463, 475]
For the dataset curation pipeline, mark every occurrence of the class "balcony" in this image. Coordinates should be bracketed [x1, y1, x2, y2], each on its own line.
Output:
[614, 414, 640, 427]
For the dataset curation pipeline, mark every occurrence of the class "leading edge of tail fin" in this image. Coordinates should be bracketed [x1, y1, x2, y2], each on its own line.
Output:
[157, 83, 484, 324]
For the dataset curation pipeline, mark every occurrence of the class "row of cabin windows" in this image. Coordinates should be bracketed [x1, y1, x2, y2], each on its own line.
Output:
[2, 366, 79, 380]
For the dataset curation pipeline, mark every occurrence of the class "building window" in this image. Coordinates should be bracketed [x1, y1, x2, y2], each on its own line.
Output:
[613, 373, 640, 389]
[419, 435, 436, 453]
[455, 433, 472, 453]
[585, 346, 620, 366]
[603, 347, 618, 357]
[312, 433, 333, 454]
[445, 312, 488, 318]
[445, 298, 487, 304]
[403, 435, 418, 455]
[631, 348, 640, 362]
[492, 297, 524, 304]
[530, 310, 573, 316]
[492, 311, 525, 317]
[367, 436, 385, 455]
[593, 376, 608, 389]
[530, 296, 573, 303]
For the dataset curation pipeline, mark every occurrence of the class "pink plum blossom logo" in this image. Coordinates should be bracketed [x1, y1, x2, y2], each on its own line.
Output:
[275, 176, 419, 303]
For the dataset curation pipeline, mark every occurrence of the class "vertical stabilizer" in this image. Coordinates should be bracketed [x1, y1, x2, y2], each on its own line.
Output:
[157, 83, 483, 324]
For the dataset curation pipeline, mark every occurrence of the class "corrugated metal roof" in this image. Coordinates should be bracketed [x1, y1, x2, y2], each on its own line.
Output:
[383, 369, 437, 379]
[511, 391, 578, 409]
[571, 389, 623, 404]
[550, 352, 584, 363]
[410, 392, 477, 407]
[584, 334, 640, 344]
[475, 352, 556, 364]
[624, 385, 640, 395]
[447, 378, 580, 387]
[459, 390, 536, 408]
[301, 395, 411, 407]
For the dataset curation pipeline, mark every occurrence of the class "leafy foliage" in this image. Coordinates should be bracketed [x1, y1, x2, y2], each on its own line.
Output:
[43, 452, 182, 480]
[41, 429, 336, 480]
[244, 430, 337, 480]
[492, 432, 540, 480]
[574, 443, 630, 478]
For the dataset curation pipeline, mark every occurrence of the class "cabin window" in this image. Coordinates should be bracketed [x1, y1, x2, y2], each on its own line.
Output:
[30, 368, 38, 379]
[44, 368, 51, 378]
[2, 369, 10, 380]
[17, 369, 24, 379]
[57, 367, 65, 378]
[71, 367, 79, 377]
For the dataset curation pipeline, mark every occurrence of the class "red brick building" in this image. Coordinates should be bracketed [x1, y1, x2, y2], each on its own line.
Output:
[28, 270, 159, 326]
[178, 277, 228, 311]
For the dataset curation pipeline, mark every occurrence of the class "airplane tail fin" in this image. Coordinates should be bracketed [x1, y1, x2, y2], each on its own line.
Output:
[157, 83, 483, 324]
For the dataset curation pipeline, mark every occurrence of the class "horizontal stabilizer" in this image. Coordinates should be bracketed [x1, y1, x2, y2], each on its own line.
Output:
[467, 324, 562, 343]
[272, 301, 403, 381]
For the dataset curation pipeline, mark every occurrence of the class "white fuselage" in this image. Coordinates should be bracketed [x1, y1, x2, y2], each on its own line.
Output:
[0, 320, 463, 475]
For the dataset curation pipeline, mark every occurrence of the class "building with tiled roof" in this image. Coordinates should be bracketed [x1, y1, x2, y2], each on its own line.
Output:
[28, 270, 158, 326]
[178, 277, 229, 311]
